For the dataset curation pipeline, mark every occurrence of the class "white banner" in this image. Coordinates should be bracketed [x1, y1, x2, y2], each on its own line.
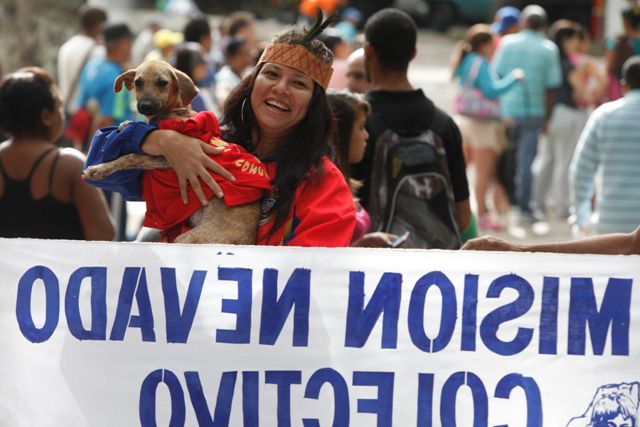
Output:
[0, 238, 639, 427]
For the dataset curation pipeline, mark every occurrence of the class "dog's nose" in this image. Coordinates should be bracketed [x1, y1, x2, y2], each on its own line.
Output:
[137, 99, 160, 116]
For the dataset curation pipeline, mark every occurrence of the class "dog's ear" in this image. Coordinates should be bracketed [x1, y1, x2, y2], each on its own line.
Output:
[173, 68, 199, 106]
[114, 69, 137, 93]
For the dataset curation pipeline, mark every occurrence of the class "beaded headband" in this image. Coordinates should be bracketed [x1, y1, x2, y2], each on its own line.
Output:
[258, 8, 336, 90]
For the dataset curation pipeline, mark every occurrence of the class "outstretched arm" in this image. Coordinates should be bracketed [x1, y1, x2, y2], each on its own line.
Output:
[462, 227, 640, 255]
[84, 122, 236, 205]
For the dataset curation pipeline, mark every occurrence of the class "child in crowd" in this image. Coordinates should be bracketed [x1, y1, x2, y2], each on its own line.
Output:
[327, 90, 399, 247]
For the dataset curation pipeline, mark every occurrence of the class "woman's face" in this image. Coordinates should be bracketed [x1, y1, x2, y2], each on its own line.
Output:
[250, 62, 314, 138]
[348, 108, 368, 164]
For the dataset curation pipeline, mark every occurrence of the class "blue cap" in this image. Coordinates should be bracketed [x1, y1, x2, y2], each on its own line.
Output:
[491, 6, 520, 35]
[342, 7, 363, 23]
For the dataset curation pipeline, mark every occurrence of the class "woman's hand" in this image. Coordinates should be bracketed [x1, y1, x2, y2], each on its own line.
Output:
[142, 130, 236, 205]
[461, 236, 523, 252]
[352, 232, 398, 248]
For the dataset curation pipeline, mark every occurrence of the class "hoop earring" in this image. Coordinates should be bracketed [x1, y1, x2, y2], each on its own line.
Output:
[241, 98, 247, 124]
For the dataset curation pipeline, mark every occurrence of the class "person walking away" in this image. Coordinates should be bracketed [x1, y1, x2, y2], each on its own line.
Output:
[57, 5, 107, 119]
[490, 6, 520, 208]
[451, 24, 523, 231]
[0, 67, 114, 240]
[491, 6, 520, 47]
[492, 5, 562, 225]
[533, 20, 589, 219]
[570, 56, 640, 236]
[351, 8, 476, 246]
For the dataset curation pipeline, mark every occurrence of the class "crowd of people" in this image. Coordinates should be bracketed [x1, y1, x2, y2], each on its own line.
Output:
[0, 2, 639, 256]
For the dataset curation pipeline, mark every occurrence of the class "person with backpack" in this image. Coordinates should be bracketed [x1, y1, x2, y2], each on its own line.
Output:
[351, 8, 475, 249]
[492, 5, 562, 225]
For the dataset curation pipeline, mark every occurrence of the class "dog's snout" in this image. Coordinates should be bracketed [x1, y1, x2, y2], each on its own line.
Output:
[137, 99, 162, 116]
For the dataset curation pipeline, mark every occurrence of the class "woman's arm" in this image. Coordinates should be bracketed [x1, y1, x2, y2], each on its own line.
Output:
[475, 60, 521, 99]
[85, 122, 235, 205]
[462, 227, 640, 255]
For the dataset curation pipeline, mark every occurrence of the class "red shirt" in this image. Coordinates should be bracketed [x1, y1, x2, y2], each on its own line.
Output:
[257, 156, 356, 247]
[142, 112, 271, 240]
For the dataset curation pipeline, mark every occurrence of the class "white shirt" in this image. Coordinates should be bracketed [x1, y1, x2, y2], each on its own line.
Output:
[57, 34, 105, 113]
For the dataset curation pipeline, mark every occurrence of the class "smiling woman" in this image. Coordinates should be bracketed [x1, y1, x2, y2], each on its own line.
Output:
[83, 11, 356, 247]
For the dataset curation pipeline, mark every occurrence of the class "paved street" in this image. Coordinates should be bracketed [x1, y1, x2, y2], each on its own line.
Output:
[118, 8, 573, 245]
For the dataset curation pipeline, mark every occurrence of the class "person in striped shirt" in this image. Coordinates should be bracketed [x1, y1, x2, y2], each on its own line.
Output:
[570, 56, 640, 235]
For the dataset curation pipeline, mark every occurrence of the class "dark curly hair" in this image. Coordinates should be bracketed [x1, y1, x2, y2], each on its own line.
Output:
[0, 67, 57, 139]
[221, 27, 336, 240]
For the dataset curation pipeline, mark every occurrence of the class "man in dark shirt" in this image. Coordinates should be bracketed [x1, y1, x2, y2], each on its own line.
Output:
[352, 8, 472, 235]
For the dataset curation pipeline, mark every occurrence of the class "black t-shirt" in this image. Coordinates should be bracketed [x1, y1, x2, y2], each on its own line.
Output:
[351, 88, 470, 209]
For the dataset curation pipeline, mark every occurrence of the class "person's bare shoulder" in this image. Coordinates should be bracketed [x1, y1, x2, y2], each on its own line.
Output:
[56, 147, 88, 179]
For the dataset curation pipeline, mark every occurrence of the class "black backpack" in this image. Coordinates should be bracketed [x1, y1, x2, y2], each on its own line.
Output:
[367, 108, 462, 249]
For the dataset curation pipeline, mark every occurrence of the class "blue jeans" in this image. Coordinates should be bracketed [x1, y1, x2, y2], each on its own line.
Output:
[511, 117, 544, 213]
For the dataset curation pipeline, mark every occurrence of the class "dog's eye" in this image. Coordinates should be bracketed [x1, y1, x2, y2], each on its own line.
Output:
[157, 80, 169, 88]
[134, 80, 143, 88]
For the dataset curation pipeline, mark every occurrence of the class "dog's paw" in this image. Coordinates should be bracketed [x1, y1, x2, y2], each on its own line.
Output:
[82, 165, 106, 181]
[117, 120, 132, 132]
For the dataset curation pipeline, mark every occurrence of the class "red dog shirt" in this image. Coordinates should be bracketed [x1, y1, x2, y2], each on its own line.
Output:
[141, 111, 271, 241]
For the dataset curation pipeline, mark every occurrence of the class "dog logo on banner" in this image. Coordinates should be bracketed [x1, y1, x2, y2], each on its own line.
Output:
[566, 382, 640, 427]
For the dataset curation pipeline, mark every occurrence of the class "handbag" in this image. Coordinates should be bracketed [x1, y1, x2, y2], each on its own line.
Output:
[454, 56, 501, 120]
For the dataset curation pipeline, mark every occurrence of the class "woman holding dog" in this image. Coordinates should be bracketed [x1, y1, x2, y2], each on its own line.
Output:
[0, 67, 115, 240]
[85, 13, 356, 247]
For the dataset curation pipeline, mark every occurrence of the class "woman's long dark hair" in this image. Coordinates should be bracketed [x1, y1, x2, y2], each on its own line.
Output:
[326, 90, 370, 183]
[549, 20, 578, 60]
[222, 63, 335, 239]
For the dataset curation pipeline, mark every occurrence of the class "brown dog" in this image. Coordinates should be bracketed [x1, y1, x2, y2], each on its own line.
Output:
[82, 60, 263, 245]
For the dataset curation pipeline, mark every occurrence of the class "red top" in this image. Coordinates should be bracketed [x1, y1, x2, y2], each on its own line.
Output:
[142, 112, 271, 240]
[257, 156, 356, 247]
